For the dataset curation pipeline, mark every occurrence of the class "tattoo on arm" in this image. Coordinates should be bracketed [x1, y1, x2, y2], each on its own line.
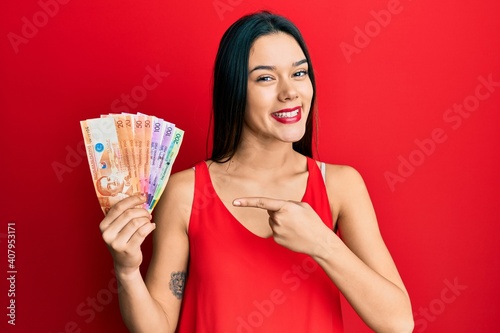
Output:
[169, 271, 187, 300]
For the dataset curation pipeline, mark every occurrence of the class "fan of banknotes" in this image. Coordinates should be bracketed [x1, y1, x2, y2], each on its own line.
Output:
[80, 113, 184, 214]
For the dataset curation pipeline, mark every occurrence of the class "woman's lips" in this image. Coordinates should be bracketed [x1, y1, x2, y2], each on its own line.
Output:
[271, 106, 302, 124]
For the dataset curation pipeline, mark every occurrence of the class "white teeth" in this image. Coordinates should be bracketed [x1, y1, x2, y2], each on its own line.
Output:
[273, 110, 299, 118]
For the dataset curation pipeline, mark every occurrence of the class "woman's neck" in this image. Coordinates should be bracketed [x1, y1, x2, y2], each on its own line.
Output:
[226, 140, 306, 177]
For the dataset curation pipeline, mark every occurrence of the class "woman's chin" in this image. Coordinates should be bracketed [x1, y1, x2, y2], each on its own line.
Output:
[279, 129, 306, 144]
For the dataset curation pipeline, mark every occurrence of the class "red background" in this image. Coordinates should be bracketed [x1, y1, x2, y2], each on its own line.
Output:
[2, 0, 499, 332]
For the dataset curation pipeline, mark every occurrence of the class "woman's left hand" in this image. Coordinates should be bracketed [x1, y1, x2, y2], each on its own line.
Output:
[233, 197, 334, 255]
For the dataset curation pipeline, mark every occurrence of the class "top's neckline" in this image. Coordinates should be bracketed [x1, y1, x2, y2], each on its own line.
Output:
[199, 157, 314, 240]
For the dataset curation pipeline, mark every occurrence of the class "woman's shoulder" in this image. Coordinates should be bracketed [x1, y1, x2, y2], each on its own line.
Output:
[317, 161, 368, 200]
[169, 164, 196, 183]
[155, 162, 203, 214]
[316, 160, 364, 184]
[315, 161, 370, 222]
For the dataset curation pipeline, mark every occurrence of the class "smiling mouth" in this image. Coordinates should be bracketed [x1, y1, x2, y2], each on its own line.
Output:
[272, 109, 300, 118]
[271, 106, 302, 124]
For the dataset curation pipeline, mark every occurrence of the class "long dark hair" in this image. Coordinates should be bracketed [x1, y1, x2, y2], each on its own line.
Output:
[209, 11, 317, 162]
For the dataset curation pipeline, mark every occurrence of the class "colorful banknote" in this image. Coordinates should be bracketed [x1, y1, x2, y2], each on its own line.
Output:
[80, 113, 184, 214]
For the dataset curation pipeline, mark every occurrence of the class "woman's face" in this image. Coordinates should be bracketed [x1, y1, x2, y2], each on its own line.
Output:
[244, 32, 313, 145]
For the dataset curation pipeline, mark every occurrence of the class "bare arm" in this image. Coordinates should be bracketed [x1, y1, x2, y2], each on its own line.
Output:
[143, 169, 192, 331]
[99, 169, 193, 333]
[316, 164, 414, 333]
[232, 164, 413, 333]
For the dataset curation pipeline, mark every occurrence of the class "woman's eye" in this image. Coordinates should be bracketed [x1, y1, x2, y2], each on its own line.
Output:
[294, 70, 308, 78]
[257, 76, 273, 82]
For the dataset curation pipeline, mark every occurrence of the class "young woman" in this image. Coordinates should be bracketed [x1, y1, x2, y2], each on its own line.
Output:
[99, 11, 414, 333]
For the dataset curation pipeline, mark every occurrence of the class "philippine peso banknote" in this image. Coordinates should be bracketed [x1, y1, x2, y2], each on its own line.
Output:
[81, 113, 184, 214]
[147, 120, 175, 206]
[149, 127, 184, 211]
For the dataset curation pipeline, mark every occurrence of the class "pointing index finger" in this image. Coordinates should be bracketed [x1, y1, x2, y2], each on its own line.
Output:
[233, 197, 286, 212]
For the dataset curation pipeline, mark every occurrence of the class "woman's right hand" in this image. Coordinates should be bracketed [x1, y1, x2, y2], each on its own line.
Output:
[99, 195, 156, 277]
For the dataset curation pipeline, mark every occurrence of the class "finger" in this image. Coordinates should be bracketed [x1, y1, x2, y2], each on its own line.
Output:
[100, 195, 147, 231]
[126, 222, 157, 249]
[102, 208, 151, 244]
[109, 216, 153, 250]
[232, 197, 286, 212]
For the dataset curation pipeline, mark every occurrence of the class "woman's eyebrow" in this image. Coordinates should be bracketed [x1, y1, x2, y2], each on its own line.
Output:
[249, 58, 308, 74]
[249, 65, 276, 73]
[293, 58, 308, 67]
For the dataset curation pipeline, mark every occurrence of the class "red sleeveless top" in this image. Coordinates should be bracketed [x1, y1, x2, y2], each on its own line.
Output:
[176, 157, 343, 332]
